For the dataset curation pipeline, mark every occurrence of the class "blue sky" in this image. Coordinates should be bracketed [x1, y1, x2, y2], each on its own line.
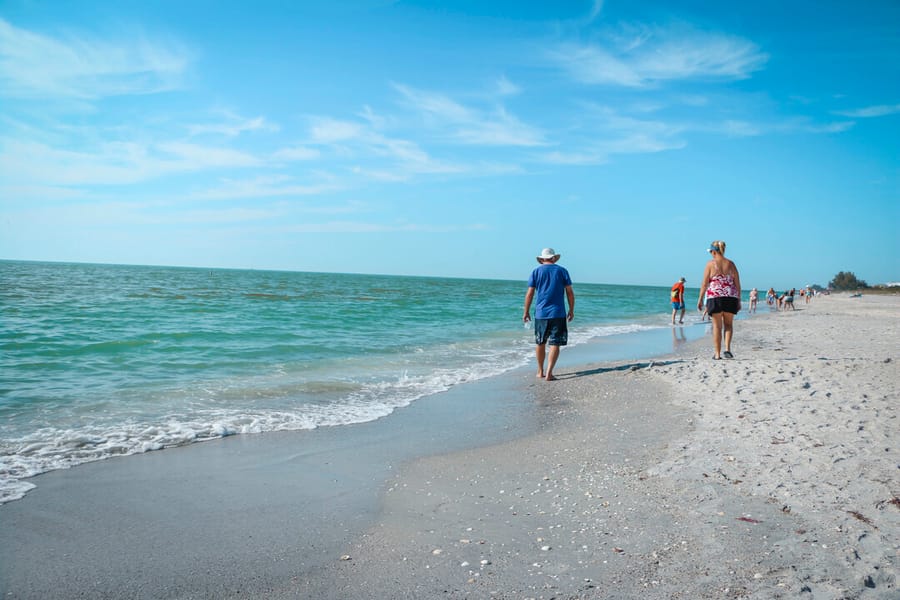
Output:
[1, 0, 897, 288]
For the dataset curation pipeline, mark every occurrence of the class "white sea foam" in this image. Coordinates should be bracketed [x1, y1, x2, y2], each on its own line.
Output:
[0, 345, 534, 504]
[2, 318, 687, 505]
[1, 317, 680, 505]
[575, 322, 659, 342]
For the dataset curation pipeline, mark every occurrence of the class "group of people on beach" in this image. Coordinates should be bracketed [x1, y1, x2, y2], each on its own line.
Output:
[522, 240, 743, 380]
[765, 286, 817, 311]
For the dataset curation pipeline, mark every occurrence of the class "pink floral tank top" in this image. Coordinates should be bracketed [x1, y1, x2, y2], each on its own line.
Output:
[707, 273, 738, 298]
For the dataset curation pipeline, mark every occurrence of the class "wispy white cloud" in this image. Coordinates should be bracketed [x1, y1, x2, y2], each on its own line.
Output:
[719, 120, 761, 137]
[596, 132, 687, 155]
[188, 111, 279, 137]
[165, 206, 288, 225]
[0, 138, 262, 186]
[456, 107, 546, 146]
[807, 121, 856, 134]
[2, 201, 152, 226]
[587, 0, 605, 23]
[0, 183, 87, 202]
[351, 159, 464, 182]
[309, 118, 365, 143]
[282, 221, 489, 233]
[393, 83, 547, 146]
[195, 175, 342, 200]
[537, 104, 686, 164]
[494, 76, 521, 96]
[3, 199, 289, 227]
[370, 137, 430, 163]
[156, 142, 261, 169]
[549, 23, 768, 87]
[833, 103, 900, 118]
[357, 105, 389, 128]
[0, 139, 149, 185]
[590, 104, 685, 137]
[393, 84, 472, 122]
[349, 167, 411, 182]
[303, 112, 466, 181]
[549, 43, 642, 87]
[0, 18, 189, 100]
[272, 146, 321, 161]
[676, 94, 710, 107]
[563, 0, 605, 29]
[541, 150, 609, 166]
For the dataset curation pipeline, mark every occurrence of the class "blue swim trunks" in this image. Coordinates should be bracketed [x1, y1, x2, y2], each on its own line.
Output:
[534, 318, 568, 346]
[671, 302, 685, 310]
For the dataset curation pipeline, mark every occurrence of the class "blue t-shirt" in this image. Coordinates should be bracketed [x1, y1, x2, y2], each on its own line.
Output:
[528, 264, 572, 319]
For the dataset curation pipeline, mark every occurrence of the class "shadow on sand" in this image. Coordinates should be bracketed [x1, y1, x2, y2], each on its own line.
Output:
[559, 359, 688, 380]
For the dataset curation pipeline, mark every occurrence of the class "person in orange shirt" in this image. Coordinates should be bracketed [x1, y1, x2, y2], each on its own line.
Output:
[670, 276, 686, 325]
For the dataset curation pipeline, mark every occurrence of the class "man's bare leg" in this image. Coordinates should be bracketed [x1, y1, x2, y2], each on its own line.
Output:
[535, 344, 546, 378]
[545, 344, 561, 381]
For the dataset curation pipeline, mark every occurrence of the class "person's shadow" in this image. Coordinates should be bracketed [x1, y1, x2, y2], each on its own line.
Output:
[558, 359, 686, 379]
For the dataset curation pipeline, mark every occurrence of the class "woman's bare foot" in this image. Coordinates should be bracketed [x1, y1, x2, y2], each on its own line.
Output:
[545, 374, 557, 381]
[536, 371, 545, 378]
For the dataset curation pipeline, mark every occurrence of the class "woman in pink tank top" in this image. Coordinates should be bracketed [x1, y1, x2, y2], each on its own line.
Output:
[697, 240, 742, 360]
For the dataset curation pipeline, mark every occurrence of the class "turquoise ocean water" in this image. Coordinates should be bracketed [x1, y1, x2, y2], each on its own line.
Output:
[1, 260, 712, 503]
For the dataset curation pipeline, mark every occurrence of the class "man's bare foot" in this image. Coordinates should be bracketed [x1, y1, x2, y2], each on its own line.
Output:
[536, 372, 545, 378]
[545, 374, 557, 381]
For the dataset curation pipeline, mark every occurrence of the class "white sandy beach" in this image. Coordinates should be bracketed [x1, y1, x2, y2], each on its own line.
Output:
[1, 293, 897, 599]
[298, 294, 898, 599]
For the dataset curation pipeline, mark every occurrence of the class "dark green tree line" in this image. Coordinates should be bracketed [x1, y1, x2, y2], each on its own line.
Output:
[829, 271, 868, 290]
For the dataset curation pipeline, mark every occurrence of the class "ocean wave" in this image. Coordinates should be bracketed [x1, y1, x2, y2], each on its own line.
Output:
[0, 349, 530, 505]
[2, 257, 691, 505]
[1, 316, 683, 503]
[562, 322, 662, 349]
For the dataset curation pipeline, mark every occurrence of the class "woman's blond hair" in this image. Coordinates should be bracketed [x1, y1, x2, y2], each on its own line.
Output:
[710, 240, 726, 255]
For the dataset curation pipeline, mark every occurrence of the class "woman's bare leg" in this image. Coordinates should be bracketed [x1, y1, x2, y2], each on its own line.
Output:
[723, 312, 735, 353]
[711, 313, 723, 358]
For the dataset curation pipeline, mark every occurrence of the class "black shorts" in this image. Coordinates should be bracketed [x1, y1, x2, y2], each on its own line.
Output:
[706, 297, 739, 315]
[534, 318, 568, 346]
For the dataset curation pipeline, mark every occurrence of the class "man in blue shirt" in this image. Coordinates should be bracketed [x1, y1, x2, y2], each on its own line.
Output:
[523, 248, 575, 381]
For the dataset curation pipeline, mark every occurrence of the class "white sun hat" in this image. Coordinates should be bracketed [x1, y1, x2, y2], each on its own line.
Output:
[536, 248, 560, 263]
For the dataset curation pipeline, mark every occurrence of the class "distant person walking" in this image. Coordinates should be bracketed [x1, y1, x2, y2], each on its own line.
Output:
[697, 240, 741, 360]
[671, 277, 686, 325]
[523, 248, 575, 381]
[782, 288, 796, 311]
[749, 288, 758, 313]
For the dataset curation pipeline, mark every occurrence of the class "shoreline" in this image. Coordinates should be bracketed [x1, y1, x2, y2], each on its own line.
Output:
[1, 294, 896, 598]
[0, 319, 708, 506]
[0, 320, 693, 599]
